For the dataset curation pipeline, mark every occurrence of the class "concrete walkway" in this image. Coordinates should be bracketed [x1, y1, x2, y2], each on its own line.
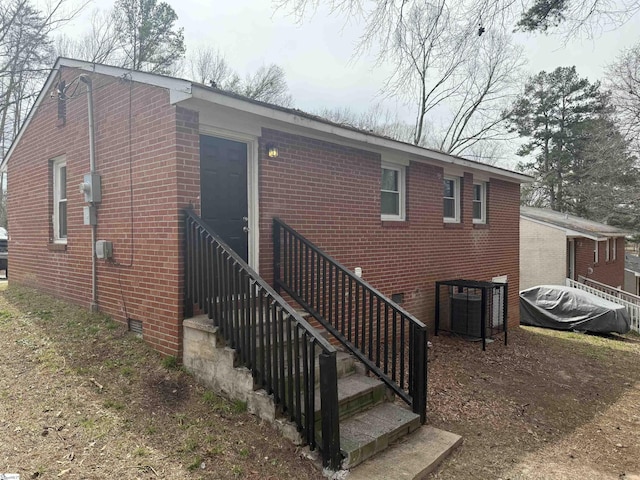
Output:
[346, 426, 462, 479]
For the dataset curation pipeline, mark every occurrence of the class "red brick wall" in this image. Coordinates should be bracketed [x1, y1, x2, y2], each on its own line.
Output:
[258, 129, 521, 330]
[8, 69, 521, 357]
[575, 238, 624, 288]
[7, 67, 198, 356]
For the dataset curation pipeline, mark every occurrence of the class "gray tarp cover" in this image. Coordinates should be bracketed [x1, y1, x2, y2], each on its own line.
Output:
[519, 285, 631, 334]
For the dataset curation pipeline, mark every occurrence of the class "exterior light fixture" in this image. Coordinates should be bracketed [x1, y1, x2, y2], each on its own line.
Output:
[267, 144, 279, 158]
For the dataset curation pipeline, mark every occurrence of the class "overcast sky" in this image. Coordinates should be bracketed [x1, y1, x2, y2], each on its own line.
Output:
[57, 0, 640, 164]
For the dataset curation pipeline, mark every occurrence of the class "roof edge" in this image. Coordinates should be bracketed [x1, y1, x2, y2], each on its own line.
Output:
[189, 84, 531, 184]
[3, 57, 531, 185]
[1, 57, 193, 170]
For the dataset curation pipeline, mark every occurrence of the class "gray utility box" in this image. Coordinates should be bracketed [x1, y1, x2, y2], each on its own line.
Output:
[82, 173, 101, 203]
[96, 240, 113, 259]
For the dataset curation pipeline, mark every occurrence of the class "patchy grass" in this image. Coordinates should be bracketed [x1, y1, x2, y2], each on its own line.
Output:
[0, 284, 321, 479]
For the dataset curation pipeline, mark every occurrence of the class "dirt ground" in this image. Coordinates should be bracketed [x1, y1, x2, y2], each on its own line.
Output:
[428, 328, 640, 479]
[1, 284, 640, 479]
[0, 284, 322, 480]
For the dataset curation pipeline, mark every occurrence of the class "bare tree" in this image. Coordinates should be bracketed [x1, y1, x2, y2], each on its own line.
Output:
[238, 65, 293, 106]
[182, 53, 294, 107]
[1, 0, 85, 228]
[316, 104, 415, 142]
[187, 47, 234, 86]
[54, 9, 124, 65]
[276, 0, 640, 45]
[607, 43, 640, 152]
[1, 0, 84, 156]
[434, 31, 523, 155]
[380, 3, 522, 155]
[384, 1, 469, 146]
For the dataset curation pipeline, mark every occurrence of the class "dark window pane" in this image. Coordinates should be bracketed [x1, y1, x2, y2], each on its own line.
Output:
[473, 201, 481, 219]
[444, 179, 454, 198]
[381, 191, 399, 215]
[59, 201, 67, 238]
[60, 166, 67, 199]
[444, 198, 455, 218]
[382, 168, 398, 192]
[473, 184, 481, 201]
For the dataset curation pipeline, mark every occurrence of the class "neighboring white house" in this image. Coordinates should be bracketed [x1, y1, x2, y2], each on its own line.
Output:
[624, 254, 640, 296]
[520, 210, 567, 290]
[520, 207, 627, 291]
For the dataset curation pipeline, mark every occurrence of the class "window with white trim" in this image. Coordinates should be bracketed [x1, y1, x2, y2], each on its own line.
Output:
[381, 164, 405, 221]
[606, 238, 611, 262]
[443, 176, 460, 223]
[52, 157, 67, 243]
[606, 238, 618, 262]
[594, 241, 599, 264]
[472, 182, 487, 224]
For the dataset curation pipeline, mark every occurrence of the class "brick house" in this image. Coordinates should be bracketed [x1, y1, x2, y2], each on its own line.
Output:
[3, 58, 528, 356]
[520, 206, 627, 290]
[3, 58, 529, 466]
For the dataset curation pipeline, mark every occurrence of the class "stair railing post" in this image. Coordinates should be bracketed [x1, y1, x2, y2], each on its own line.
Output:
[273, 219, 281, 293]
[319, 351, 341, 470]
[411, 324, 427, 424]
[184, 213, 193, 318]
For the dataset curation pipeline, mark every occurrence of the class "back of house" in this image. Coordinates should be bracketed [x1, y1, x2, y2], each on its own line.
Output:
[3, 58, 529, 357]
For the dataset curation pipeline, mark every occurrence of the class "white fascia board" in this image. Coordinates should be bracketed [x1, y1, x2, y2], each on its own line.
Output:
[188, 86, 531, 184]
[1, 58, 193, 170]
[55, 58, 192, 99]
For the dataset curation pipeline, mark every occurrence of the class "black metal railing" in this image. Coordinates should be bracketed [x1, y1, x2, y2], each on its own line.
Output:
[273, 218, 427, 423]
[184, 210, 341, 469]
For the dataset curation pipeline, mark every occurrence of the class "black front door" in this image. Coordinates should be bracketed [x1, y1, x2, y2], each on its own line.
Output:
[200, 135, 249, 262]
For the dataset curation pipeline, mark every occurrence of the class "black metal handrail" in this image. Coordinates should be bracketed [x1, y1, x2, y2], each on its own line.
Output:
[273, 218, 427, 423]
[184, 210, 341, 469]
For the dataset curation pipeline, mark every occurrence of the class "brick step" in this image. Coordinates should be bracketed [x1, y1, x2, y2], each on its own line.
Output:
[311, 374, 388, 425]
[336, 402, 421, 469]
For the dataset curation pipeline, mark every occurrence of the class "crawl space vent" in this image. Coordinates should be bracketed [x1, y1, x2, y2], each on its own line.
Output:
[128, 318, 143, 337]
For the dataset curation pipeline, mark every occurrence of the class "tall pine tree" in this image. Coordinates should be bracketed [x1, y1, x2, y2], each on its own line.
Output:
[509, 66, 640, 230]
[509, 66, 607, 212]
[114, 0, 185, 73]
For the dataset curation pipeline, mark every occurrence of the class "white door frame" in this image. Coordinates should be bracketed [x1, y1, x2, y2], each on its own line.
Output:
[199, 126, 260, 272]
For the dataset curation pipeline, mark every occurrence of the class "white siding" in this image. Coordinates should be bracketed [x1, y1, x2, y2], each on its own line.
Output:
[520, 217, 567, 290]
[624, 270, 639, 296]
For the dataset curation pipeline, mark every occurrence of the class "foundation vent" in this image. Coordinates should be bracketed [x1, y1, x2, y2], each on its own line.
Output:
[128, 318, 143, 337]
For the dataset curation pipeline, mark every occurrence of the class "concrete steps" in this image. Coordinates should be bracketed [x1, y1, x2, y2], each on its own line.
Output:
[310, 354, 422, 469]
[183, 313, 433, 472]
[339, 402, 421, 469]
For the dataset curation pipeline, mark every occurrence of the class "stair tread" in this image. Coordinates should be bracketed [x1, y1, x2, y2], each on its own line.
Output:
[339, 403, 421, 468]
[314, 374, 383, 413]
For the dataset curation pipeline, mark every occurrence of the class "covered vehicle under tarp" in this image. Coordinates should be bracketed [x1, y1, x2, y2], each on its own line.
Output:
[520, 285, 631, 334]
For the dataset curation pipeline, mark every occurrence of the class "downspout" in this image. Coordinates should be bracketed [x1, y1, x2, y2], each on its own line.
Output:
[80, 75, 98, 312]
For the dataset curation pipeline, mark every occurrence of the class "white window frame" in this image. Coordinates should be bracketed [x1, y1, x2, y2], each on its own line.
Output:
[606, 238, 611, 262]
[443, 176, 460, 223]
[52, 157, 67, 243]
[613, 238, 617, 261]
[472, 182, 487, 224]
[381, 163, 406, 221]
[594, 240, 599, 264]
